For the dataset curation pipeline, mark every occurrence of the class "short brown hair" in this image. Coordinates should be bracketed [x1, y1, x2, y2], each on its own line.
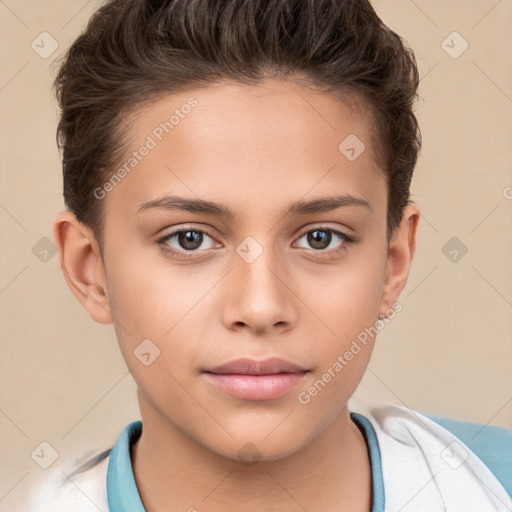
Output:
[54, 0, 421, 247]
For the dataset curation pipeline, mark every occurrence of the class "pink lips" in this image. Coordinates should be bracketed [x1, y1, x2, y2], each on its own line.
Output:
[203, 357, 309, 401]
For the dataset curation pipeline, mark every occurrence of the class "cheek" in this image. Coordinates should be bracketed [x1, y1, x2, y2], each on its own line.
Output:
[307, 256, 384, 336]
[296, 315, 377, 416]
[104, 248, 219, 383]
[299, 250, 385, 388]
[105, 246, 202, 333]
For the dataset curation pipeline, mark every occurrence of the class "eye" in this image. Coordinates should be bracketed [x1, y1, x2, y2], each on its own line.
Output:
[295, 226, 355, 253]
[157, 227, 218, 259]
[156, 225, 356, 261]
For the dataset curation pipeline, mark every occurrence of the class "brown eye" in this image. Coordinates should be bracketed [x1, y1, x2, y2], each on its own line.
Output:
[175, 230, 204, 251]
[307, 229, 332, 250]
[157, 226, 219, 259]
[296, 227, 354, 252]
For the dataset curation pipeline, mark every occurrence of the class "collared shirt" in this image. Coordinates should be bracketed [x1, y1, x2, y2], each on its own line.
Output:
[29, 401, 512, 511]
[105, 412, 385, 511]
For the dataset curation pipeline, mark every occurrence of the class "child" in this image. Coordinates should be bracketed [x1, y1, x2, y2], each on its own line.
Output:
[35, 0, 512, 510]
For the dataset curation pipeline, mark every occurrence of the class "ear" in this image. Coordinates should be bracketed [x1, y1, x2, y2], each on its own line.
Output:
[53, 210, 113, 324]
[379, 201, 420, 315]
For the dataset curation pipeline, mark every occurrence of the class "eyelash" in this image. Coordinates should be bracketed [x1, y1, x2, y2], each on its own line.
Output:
[156, 225, 356, 260]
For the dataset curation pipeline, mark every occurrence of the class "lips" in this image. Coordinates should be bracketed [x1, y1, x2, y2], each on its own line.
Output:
[207, 357, 307, 375]
[203, 357, 309, 401]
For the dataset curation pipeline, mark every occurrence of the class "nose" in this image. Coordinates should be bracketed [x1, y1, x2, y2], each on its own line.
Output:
[220, 241, 298, 336]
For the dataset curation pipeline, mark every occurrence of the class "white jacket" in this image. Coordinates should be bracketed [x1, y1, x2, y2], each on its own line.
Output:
[28, 401, 512, 511]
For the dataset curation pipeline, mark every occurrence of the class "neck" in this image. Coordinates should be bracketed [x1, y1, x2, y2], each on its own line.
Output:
[131, 391, 372, 512]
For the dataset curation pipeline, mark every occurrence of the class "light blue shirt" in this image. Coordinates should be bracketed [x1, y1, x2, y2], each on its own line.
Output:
[105, 413, 512, 511]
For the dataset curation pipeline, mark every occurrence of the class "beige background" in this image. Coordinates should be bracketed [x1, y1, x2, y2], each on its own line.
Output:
[1, 0, 511, 508]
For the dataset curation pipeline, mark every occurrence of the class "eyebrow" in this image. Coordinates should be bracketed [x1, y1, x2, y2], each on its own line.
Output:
[137, 194, 372, 217]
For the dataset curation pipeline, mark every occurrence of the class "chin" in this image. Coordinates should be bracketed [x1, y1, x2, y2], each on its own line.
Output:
[200, 420, 313, 464]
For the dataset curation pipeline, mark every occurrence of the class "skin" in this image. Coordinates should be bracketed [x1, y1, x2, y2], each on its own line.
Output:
[54, 78, 419, 511]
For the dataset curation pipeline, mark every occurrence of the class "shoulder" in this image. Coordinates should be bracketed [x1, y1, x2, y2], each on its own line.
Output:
[28, 420, 144, 511]
[349, 399, 512, 508]
[424, 412, 512, 498]
[28, 448, 111, 512]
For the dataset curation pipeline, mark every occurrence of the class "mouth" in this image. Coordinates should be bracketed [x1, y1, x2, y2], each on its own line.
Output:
[203, 357, 310, 401]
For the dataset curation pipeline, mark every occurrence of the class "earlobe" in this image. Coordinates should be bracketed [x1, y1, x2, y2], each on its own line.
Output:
[53, 211, 113, 325]
[379, 202, 420, 315]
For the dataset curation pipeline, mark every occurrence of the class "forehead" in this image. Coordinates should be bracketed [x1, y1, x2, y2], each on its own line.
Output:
[105, 78, 386, 219]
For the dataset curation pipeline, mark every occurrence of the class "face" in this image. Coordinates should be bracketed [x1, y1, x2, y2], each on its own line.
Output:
[56, 78, 418, 462]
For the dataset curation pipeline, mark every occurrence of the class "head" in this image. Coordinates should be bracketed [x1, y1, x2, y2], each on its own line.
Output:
[54, 0, 421, 461]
